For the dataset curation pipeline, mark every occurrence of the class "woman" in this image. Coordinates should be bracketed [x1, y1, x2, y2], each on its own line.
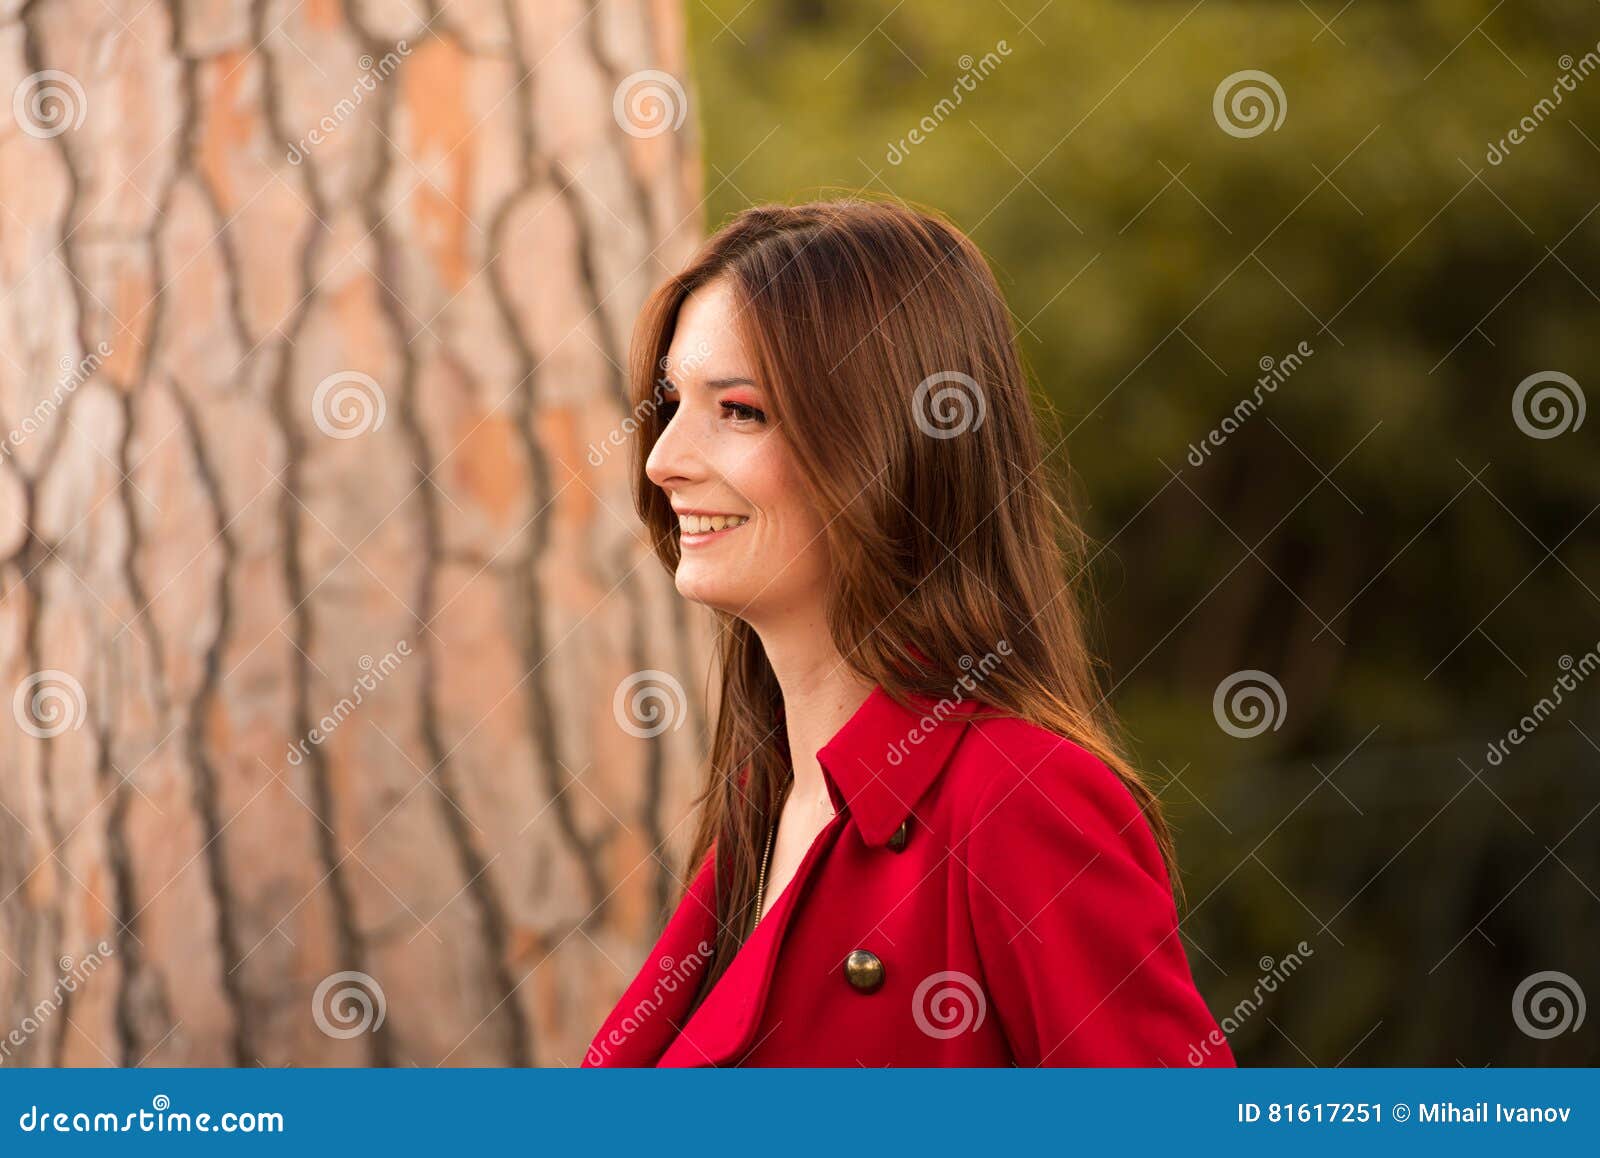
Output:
[585, 199, 1233, 1068]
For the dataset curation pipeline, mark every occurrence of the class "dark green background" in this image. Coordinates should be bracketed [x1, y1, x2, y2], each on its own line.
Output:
[687, 0, 1599, 1065]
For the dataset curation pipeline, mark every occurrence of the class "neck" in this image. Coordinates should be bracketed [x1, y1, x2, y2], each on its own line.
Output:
[752, 611, 874, 814]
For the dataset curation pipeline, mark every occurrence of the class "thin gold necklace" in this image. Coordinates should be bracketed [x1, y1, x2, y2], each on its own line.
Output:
[752, 779, 792, 929]
[753, 818, 777, 929]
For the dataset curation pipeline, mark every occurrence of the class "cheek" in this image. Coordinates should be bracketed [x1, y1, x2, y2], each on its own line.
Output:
[758, 477, 830, 576]
[738, 442, 821, 544]
[774, 496, 827, 558]
[688, 441, 827, 583]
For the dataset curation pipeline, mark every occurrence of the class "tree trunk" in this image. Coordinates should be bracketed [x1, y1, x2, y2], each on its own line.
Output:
[0, 0, 706, 1067]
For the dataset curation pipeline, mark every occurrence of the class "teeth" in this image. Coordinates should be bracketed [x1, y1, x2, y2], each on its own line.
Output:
[679, 514, 749, 535]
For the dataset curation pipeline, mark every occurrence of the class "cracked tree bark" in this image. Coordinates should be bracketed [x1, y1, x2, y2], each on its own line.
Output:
[0, 0, 707, 1066]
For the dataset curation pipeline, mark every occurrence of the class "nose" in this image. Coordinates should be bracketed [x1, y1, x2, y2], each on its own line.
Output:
[644, 401, 702, 493]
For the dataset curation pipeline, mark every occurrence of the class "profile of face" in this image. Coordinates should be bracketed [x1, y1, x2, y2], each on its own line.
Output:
[644, 279, 831, 628]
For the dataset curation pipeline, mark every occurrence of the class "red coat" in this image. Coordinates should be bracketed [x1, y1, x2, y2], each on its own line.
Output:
[585, 686, 1234, 1067]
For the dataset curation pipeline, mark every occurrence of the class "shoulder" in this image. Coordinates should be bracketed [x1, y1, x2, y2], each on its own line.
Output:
[942, 708, 1144, 829]
[940, 708, 1166, 885]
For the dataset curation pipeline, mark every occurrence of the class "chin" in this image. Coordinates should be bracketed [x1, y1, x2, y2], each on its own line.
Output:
[673, 568, 744, 611]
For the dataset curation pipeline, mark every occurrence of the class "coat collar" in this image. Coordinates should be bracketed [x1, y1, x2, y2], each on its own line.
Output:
[591, 683, 983, 1067]
[817, 684, 982, 846]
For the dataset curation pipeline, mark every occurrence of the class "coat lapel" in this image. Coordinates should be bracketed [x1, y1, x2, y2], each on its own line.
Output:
[658, 815, 846, 1066]
[615, 684, 983, 1066]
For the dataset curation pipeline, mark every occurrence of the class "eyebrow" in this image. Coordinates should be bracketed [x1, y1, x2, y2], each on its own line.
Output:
[656, 375, 761, 396]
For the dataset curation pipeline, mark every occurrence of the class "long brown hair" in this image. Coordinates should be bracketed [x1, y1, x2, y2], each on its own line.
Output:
[629, 198, 1178, 999]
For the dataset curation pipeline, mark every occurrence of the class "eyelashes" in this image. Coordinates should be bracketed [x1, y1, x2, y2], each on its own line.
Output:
[654, 400, 767, 426]
[721, 400, 766, 424]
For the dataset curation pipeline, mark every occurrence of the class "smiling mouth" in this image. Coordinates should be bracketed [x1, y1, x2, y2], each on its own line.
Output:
[678, 513, 750, 545]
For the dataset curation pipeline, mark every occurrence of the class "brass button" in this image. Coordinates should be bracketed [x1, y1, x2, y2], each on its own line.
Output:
[843, 949, 885, 993]
[887, 820, 909, 852]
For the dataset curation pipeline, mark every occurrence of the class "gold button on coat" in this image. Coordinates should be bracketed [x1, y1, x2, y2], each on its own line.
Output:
[887, 820, 909, 852]
[843, 949, 885, 992]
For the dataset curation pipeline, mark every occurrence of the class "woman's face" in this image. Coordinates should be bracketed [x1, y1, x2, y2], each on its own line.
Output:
[645, 279, 830, 626]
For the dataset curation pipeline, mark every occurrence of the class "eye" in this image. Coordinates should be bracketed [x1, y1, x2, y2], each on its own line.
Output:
[721, 400, 767, 424]
[657, 399, 680, 425]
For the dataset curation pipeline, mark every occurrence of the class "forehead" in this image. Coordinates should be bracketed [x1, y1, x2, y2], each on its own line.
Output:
[664, 280, 751, 378]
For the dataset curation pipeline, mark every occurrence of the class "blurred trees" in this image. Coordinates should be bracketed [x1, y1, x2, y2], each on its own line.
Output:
[689, 0, 1600, 1064]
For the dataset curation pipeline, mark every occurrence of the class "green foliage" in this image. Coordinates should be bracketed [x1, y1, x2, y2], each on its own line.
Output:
[689, 0, 1600, 1065]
